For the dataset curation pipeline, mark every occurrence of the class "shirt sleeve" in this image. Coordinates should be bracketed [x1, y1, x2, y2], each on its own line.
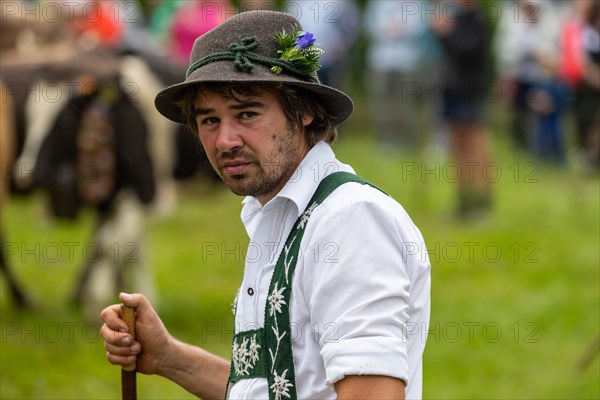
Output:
[298, 188, 414, 388]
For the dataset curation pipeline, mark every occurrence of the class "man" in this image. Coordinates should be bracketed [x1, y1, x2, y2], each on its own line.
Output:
[100, 11, 431, 399]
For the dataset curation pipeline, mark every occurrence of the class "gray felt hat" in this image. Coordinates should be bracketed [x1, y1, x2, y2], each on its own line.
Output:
[154, 10, 354, 126]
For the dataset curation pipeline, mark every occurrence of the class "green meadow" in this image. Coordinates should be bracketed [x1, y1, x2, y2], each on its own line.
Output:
[1, 99, 598, 399]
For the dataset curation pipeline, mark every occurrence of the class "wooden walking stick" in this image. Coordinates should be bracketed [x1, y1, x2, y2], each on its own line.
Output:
[121, 305, 137, 400]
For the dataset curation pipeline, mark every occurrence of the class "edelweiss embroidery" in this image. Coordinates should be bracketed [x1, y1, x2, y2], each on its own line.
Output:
[232, 334, 261, 376]
[268, 283, 287, 316]
[270, 369, 294, 400]
[268, 283, 288, 370]
[297, 202, 318, 230]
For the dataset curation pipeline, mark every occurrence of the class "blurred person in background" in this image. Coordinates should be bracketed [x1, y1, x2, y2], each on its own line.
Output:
[494, 0, 541, 152]
[286, 0, 360, 88]
[494, 1, 572, 164]
[64, 0, 167, 61]
[149, 0, 186, 52]
[524, 0, 570, 164]
[431, 0, 493, 219]
[168, 0, 230, 66]
[150, 0, 270, 67]
[68, 0, 125, 48]
[364, 0, 432, 153]
[568, 0, 600, 169]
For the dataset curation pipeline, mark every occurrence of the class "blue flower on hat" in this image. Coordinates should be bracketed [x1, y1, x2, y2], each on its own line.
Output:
[296, 32, 316, 50]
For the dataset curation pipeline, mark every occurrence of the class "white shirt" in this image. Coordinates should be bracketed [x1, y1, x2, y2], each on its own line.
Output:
[229, 141, 431, 399]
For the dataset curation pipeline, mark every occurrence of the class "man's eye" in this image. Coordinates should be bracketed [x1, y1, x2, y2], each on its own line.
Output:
[201, 117, 219, 125]
[240, 111, 257, 119]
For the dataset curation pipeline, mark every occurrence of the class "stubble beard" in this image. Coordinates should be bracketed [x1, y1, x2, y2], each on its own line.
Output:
[217, 128, 301, 199]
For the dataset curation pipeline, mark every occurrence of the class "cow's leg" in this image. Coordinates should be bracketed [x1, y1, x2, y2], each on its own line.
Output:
[70, 238, 100, 306]
[82, 246, 115, 321]
[0, 232, 30, 308]
[78, 190, 157, 320]
[109, 191, 157, 304]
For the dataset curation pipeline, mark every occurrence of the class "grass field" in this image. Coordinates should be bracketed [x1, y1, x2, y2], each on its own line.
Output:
[1, 100, 599, 399]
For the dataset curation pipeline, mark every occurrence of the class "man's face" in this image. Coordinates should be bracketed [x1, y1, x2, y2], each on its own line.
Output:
[194, 88, 311, 205]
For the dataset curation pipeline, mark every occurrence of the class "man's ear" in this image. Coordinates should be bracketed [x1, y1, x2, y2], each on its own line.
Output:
[302, 114, 314, 127]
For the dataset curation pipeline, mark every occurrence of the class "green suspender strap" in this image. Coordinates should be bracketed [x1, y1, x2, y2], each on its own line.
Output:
[226, 171, 382, 400]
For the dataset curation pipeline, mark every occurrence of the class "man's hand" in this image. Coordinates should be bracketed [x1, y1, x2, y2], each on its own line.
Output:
[99, 292, 230, 398]
[335, 375, 406, 400]
[100, 292, 172, 376]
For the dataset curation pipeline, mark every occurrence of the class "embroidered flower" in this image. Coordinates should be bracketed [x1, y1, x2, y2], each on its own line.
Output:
[249, 335, 261, 364]
[270, 369, 294, 400]
[232, 334, 261, 376]
[271, 29, 324, 77]
[231, 340, 244, 375]
[298, 202, 318, 230]
[268, 283, 287, 316]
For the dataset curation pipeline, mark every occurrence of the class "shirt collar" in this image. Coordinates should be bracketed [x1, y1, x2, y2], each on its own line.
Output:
[240, 141, 354, 228]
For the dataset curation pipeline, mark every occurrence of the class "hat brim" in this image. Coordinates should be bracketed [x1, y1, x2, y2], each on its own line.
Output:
[154, 60, 354, 127]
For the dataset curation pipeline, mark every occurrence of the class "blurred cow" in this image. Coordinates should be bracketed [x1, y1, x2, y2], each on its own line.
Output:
[3, 48, 214, 319]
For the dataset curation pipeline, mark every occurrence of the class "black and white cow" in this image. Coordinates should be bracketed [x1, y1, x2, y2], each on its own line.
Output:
[4, 48, 216, 319]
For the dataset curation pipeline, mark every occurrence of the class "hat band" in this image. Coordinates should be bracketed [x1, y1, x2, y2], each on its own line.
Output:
[186, 36, 319, 83]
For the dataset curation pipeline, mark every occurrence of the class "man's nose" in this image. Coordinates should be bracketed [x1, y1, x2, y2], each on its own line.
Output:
[215, 120, 243, 152]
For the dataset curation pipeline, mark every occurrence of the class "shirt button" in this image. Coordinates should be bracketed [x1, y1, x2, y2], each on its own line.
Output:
[247, 287, 254, 296]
